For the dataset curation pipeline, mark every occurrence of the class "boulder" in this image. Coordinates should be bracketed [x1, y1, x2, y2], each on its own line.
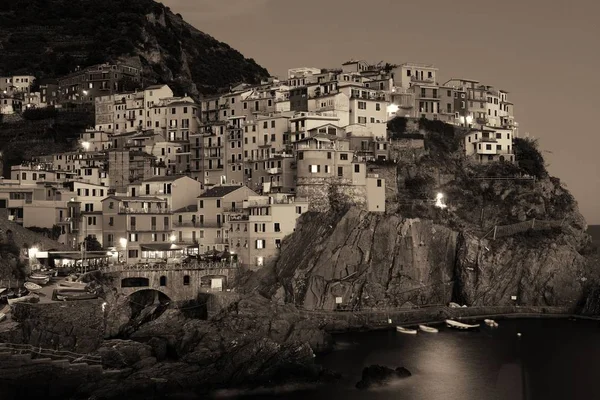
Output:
[96, 339, 153, 369]
[355, 365, 412, 390]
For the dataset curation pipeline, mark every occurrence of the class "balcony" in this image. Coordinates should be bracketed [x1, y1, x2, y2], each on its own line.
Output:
[267, 167, 282, 175]
[173, 221, 198, 228]
[118, 206, 171, 214]
[205, 152, 222, 159]
[411, 76, 435, 83]
[205, 164, 224, 170]
[206, 142, 223, 148]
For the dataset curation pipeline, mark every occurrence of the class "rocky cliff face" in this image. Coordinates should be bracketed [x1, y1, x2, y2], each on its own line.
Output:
[265, 209, 458, 310]
[259, 202, 592, 310]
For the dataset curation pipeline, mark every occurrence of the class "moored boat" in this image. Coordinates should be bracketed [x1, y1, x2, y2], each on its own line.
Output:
[396, 326, 417, 334]
[419, 324, 439, 333]
[54, 289, 97, 301]
[445, 319, 480, 330]
[7, 294, 38, 305]
[484, 319, 499, 327]
[28, 274, 50, 285]
[24, 282, 42, 291]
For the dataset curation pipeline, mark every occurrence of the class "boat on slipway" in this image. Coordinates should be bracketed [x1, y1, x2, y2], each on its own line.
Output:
[484, 319, 499, 328]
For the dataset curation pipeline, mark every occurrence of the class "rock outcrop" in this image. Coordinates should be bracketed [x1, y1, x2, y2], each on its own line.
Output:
[355, 365, 411, 390]
[259, 202, 592, 310]
[267, 209, 458, 310]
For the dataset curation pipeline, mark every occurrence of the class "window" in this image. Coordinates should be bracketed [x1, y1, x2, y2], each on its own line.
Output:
[497, 145, 502, 151]
[309, 165, 319, 173]
[358, 101, 366, 110]
[109, 217, 114, 226]
[377, 179, 382, 187]
[164, 216, 169, 229]
[298, 152, 304, 160]
[159, 276, 167, 286]
[216, 199, 221, 208]
[130, 216, 136, 228]
[340, 153, 348, 161]
[183, 275, 190, 285]
[256, 239, 265, 249]
[354, 164, 360, 173]
[338, 166, 343, 177]
[486, 144, 492, 150]
[296, 206, 302, 214]
[327, 152, 332, 159]
[199, 200, 204, 208]
[375, 103, 381, 111]
[129, 233, 138, 242]
[274, 223, 281, 232]
[358, 116, 367, 124]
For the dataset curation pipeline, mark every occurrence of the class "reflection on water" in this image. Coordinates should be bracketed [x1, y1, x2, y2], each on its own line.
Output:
[241, 318, 600, 400]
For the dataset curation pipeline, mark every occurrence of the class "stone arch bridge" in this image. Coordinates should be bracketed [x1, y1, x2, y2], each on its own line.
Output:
[105, 261, 239, 303]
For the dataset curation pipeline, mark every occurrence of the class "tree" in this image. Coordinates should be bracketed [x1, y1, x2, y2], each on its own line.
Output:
[514, 137, 548, 178]
[83, 235, 102, 251]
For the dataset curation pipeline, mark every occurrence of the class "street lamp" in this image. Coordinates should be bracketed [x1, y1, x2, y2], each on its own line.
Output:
[81, 141, 90, 151]
[435, 192, 447, 209]
[119, 238, 128, 265]
[169, 234, 176, 243]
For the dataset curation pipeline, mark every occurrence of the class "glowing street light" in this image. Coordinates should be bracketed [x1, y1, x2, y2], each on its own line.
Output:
[386, 104, 399, 115]
[119, 238, 128, 264]
[81, 141, 90, 151]
[169, 234, 176, 243]
[28, 247, 39, 258]
[435, 192, 447, 209]
[82, 90, 88, 96]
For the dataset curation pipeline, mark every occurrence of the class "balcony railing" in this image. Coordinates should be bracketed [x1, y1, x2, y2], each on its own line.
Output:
[118, 206, 171, 214]
[173, 221, 198, 228]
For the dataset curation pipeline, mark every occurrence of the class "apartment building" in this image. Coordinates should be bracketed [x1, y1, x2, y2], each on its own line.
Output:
[464, 127, 515, 164]
[108, 150, 154, 193]
[64, 181, 109, 248]
[40, 80, 59, 107]
[101, 196, 173, 263]
[247, 154, 296, 194]
[80, 130, 112, 152]
[172, 204, 199, 248]
[196, 185, 258, 253]
[58, 63, 140, 104]
[0, 95, 23, 114]
[200, 121, 227, 186]
[295, 135, 385, 212]
[133, 175, 203, 211]
[227, 193, 309, 269]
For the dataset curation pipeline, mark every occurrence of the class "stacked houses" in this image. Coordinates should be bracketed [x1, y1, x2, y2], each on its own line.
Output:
[0, 60, 518, 269]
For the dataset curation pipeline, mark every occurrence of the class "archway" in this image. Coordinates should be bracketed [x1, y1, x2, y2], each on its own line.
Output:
[121, 277, 149, 288]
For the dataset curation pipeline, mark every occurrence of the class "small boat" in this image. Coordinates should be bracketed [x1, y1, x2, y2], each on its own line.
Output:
[28, 274, 50, 285]
[7, 294, 38, 305]
[445, 319, 480, 330]
[54, 290, 97, 301]
[419, 324, 439, 333]
[58, 281, 87, 289]
[484, 319, 499, 327]
[24, 282, 42, 291]
[396, 326, 417, 335]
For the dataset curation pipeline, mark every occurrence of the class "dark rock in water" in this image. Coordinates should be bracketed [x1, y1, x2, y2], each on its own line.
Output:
[355, 365, 411, 390]
[95, 339, 153, 369]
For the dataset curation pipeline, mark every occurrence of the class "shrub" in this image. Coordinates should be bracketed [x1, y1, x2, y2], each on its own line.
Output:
[404, 174, 436, 199]
[514, 137, 548, 178]
[387, 117, 407, 136]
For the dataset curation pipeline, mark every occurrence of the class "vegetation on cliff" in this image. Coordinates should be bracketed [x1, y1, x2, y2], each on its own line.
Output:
[0, 0, 270, 95]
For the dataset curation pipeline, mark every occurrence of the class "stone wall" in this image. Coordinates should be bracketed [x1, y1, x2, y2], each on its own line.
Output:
[5, 300, 104, 353]
[389, 139, 427, 164]
[296, 177, 367, 212]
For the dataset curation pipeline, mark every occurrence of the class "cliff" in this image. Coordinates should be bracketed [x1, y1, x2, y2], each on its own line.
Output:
[251, 119, 595, 311]
[0, 0, 269, 95]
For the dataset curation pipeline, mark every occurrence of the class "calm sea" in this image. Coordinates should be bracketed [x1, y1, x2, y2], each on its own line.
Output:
[233, 318, 600, 400]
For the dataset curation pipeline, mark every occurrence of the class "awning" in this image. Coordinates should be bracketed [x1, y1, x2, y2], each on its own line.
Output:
[140, 243, 184, 251]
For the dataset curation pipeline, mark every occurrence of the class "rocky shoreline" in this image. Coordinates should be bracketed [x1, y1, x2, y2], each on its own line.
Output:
[1, 293, 598, 400]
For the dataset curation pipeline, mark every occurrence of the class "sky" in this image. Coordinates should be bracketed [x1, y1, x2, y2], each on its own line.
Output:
[163, 0, 600, 224]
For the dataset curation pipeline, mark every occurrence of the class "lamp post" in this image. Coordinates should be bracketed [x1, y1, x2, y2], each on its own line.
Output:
[120, 238, 128, 265]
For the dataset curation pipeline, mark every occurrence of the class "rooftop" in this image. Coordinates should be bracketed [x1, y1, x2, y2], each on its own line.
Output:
[198, 185, 244, 198]
[142, 174, 188, 183]
[173, 204, 198, 213]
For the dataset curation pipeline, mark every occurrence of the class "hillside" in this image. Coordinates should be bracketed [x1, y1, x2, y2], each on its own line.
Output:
[247, 118, 595, 310]
[0, 0, 270, 95]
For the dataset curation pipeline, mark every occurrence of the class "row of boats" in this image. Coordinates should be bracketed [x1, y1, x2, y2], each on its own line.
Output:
[396, 318, 499, 334]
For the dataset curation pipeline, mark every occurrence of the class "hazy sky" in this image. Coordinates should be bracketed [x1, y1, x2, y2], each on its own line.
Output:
[163, 0, 600, 224]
